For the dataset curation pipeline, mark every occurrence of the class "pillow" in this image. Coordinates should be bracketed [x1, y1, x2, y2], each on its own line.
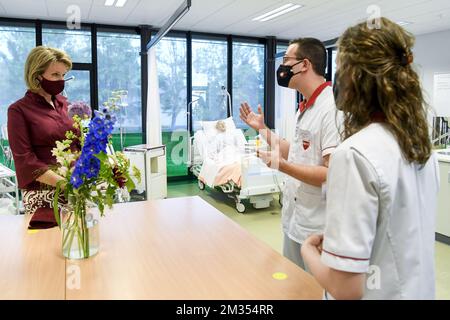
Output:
[201, 117, 236, 136]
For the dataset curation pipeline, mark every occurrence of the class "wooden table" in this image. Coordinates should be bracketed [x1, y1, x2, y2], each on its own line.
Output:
[0, 215, 65, 300]
[1, 196, 323, 300]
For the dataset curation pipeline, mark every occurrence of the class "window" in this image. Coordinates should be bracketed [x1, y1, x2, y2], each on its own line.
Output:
[331, 49, 338, 82]
[42, 26, 91, 63]
[0, 24, 35, 137]
[64, 70, 91, 105]
[192, 37, 228, 131]
[277, 43, 289, 55]
[97, 31, 142, 150]
[43, 25, 93, 115]
[0, 24, 35, 167]
[155, 35, 188, 177]
[157, 36, 187, 132]
[232, 40, 265, 129]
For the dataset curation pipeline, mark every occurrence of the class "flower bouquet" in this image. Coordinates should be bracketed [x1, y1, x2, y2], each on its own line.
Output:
[52, 102, 140, 259]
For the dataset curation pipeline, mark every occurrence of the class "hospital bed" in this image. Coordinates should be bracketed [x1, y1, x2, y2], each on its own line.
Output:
[187, 116, 282, 213]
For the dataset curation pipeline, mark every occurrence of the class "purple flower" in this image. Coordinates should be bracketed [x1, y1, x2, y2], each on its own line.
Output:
[68, 101, 92, 120]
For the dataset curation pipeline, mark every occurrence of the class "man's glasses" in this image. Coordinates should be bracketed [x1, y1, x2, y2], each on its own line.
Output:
[282, 56, 306, 64]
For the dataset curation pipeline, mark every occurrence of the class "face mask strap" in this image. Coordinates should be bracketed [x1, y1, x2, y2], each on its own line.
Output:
[291, 59, 304, 67]
[289, 59, 306, 76]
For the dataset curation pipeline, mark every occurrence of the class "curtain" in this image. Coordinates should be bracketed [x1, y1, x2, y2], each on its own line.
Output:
[274, 57, 297, 144]
[146, 48, 162, 146]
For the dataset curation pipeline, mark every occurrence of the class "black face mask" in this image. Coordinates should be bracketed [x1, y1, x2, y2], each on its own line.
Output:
[276, 60, 304, 88]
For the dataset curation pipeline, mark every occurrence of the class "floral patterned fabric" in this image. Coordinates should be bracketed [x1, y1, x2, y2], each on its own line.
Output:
[22, 189, 67, 215]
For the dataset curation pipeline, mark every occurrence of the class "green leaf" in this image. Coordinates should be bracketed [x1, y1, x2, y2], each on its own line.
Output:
[53, 180, 64, 228]
[132, 165, 141, 183]
[97, 198, 105, 215]
[125, 177, 135, 192]
[95, 151, 108, 162]
[105, 194, 114, 207]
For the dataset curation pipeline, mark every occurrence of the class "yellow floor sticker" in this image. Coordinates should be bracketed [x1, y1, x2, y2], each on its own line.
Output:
[272, 272, 288, 280]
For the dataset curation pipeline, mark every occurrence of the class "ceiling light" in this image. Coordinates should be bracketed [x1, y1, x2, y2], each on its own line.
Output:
[397, 21, 413, 26]
[115, 0, 128, 7]
[104, 0, 115, 6]
[253, 4, 294, 21]
[260, 5, 302, 21]
[253, 3, 304, 22]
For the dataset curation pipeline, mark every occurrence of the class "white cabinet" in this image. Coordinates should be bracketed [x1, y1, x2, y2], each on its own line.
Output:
[437, 157, 450, 238]
[123, 145, 167, 201]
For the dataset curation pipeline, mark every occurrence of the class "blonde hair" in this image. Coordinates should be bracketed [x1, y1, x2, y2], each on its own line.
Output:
[24, 46, 72, 92]
[336, 17, 431, 164]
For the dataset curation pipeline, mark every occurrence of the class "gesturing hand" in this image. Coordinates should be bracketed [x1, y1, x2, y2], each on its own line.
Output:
[240, 102, 265, 131]
[257, 149, 281, 170]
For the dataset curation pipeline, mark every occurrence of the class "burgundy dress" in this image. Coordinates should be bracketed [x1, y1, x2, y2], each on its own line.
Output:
[7, 90, 77, 215]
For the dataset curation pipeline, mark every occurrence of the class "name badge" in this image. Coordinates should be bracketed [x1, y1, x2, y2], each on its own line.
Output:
[298, 129, 312, 151]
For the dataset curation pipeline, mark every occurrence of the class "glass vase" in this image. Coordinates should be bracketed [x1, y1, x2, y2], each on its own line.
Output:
[60, 197, 99, 259]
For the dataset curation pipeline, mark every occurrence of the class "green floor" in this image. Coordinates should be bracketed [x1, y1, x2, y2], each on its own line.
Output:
[168, 180, 450, 300]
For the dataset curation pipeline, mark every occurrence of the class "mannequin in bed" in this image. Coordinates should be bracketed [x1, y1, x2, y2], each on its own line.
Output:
[199, 120, 243, 187]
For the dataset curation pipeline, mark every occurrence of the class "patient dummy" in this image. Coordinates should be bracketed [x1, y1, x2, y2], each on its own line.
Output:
[205, 121, 240, 166]
[216, 120, 226, 132]
[198, 119, 244, 187]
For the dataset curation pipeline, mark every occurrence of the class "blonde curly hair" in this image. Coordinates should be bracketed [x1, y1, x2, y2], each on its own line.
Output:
[335, 17, 431, 164]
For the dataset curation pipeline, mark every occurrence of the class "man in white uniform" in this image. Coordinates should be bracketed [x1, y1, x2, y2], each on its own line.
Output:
[240, 38, 341, 269]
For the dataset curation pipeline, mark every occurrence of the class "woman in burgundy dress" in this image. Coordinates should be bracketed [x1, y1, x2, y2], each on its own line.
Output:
[7, 46, 77, 215]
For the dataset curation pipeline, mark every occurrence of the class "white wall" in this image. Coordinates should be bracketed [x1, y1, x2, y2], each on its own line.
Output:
[413, 29, 450, 117]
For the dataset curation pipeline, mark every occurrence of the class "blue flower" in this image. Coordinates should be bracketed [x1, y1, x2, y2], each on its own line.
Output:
[70, 109, 116, 189]
[86, 158, 100, 179]
[70, 168, 83, 189]
[85, 143, 99, 155]
[92, 112, 104, 122]
[105, 122, 114, 133]
[93, 127, 106, 139]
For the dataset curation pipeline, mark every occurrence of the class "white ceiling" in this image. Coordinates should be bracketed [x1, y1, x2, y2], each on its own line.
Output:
[0, 0, 449, 41]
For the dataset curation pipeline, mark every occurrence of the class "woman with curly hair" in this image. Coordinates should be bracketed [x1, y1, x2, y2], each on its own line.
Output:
[301, 17, 439, 299]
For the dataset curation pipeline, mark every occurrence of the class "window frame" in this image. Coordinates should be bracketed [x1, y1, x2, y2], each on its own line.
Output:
[191, 33, 229, 129]
[231, 37, 266, 129]
[0, 16, 337, 181]
[97, 27, 142, 136]
[0, 20, 36, 147]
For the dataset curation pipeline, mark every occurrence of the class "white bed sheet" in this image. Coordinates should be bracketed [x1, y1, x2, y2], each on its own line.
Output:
[195, 128, 246, 187]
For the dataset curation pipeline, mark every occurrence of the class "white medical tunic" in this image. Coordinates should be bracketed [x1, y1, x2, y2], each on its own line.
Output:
[282, 85, 342, 244]
[322, 123, 439, 299]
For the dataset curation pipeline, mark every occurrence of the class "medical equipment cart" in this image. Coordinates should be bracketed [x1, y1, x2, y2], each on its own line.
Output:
[0, 163, 20, 215]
